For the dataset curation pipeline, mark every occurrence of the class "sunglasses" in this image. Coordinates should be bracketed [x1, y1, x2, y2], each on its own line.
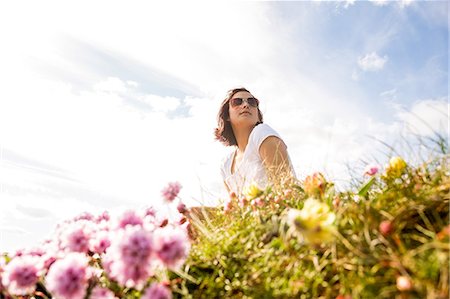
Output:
[230, 97, 259, 108]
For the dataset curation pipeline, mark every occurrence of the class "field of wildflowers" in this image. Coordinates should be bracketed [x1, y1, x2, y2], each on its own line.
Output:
[1, 140, 449, 298]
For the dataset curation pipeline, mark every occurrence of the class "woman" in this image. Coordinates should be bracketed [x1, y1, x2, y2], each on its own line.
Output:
[214, 87, 295, 197]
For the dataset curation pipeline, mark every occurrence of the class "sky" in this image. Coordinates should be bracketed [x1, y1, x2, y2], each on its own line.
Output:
[0, 0, 448, 252]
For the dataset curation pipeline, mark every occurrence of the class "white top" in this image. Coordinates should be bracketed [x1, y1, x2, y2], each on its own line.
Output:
[220, 123, 294, 197]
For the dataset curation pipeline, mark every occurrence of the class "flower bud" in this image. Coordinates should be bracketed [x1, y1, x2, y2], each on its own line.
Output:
[177, 202, 187, 214]
[159, 218, 169, 228]
[364, 164, 379, 176]
[379, 220, 393, 236]
[396, 276, 413, 291]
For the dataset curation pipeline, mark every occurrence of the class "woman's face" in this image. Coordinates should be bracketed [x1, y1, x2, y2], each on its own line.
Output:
[228, 91, 260, 128]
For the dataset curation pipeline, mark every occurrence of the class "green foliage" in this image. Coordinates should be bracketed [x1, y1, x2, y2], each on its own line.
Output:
[175, 153, 449, 298]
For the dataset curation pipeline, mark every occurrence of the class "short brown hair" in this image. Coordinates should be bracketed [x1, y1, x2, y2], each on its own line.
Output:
[214, 87, 264, 146]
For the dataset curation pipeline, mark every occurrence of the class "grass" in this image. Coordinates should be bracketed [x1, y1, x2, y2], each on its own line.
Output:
[173, 137, 449, 299]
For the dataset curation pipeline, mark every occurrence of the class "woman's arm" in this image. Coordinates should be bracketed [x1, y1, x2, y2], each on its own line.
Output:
[259, 136, 293, 184]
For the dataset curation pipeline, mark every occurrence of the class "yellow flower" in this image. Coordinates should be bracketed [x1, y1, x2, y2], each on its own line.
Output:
[385, 156, 407, 178]
[243, 183, 263, 200]
[287, 198, 336, 245]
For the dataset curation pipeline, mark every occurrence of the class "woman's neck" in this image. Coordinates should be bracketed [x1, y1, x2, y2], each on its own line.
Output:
[233, 125, 254, 153]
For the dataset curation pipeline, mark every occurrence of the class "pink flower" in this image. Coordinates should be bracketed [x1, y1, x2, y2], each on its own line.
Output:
[104, 227, 154, 288]
[161, 182, 182, 202]
[60, 222, 92, 253]
[117, 228, 153, 266]
[177, 202, 187, 214]
[364, 164, 379, 176]
[254, 197, 265, 207]
[90, 286, 117, 299]
[144, 206, 157, 217]
[1, 256, 41, 295]
[45, 253, 90, 299]
[238, 197, 248, 207]
[89, 230, 111, 254]
[72, 212, 95, 222]
[154, 227, 190, 269]
[142, 282, 172, 299]
[95, 211, 111, 223]
[223, 198, 233, 213]
[115, 210, 144, 229]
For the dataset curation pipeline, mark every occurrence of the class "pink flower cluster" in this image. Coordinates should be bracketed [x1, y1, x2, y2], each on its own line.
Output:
[161, 182, 182, 202]
[1, 255, 41, 296]
[1, 183, 190, 298]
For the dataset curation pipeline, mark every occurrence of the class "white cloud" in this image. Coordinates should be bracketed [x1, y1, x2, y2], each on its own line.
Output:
[358, 52, 388, 71]
[141, 94, 181, 113]
[341, 0, 356, 9]
[396, 98, 449, 137]
[94, 77, 128, 93]
[399, 0, 414, 9]
[370, 0, 390, 7]
[369, 0, 414, 8]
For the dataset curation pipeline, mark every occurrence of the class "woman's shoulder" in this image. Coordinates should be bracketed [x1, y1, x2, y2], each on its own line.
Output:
[250, 123, 281, 146]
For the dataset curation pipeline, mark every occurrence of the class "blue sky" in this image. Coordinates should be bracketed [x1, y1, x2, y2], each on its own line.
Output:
[0, 0, 448, 252]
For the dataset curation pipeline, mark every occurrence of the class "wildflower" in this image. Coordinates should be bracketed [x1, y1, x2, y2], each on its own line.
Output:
[2, 256, 41, 296]
[89, 230, 111, 254]
[304, 172, 327, 197]
[142, 282, 172, 299]
[113, 227, 153, 266]
[95, 211, 110, 223]
[437, 225, 450, 241]
[364, 164, 379, 176]
[103, 226, 154, 288]
[287, 198, 336, 245]
[72, 212, 95, 222]
[115, 210, 144, 229]
[244, 183, 263, 200]
[238, 197, 248, 207]
[154, 227, 190, 269]
[46, 253, 90, 299]
[161, 182, 182, 202]
[177, 202, 188, 214]
[253, 197, 265, 207]
[60, 222, 92, 253]
[385, 156, 407, 178]
[379, 220, 394, 236]
[396, 275, 413, 291]
[223, 197, 234, 213]
[90, 286, 117, 299]
[223, 192, 237, 213]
